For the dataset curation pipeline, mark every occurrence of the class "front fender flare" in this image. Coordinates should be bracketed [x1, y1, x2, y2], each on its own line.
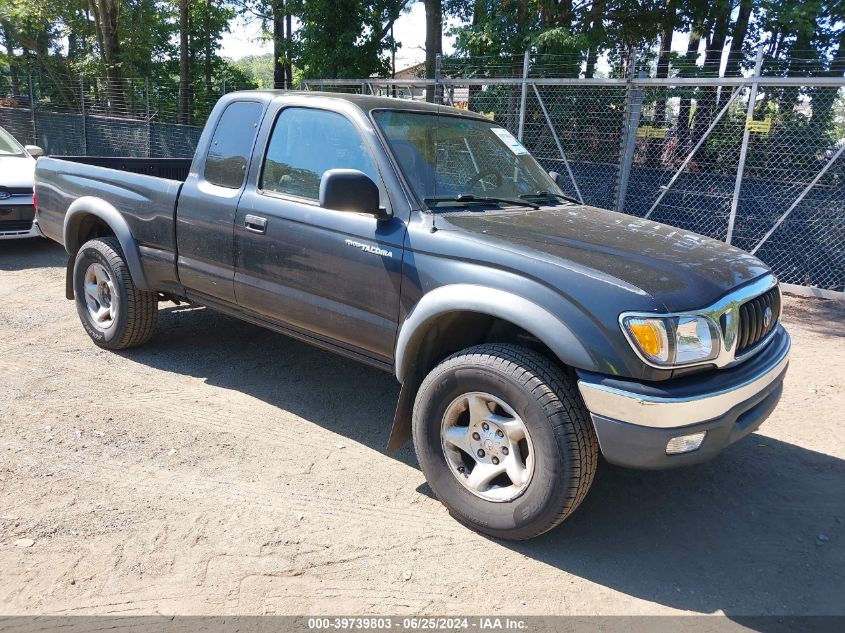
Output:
[63, 197, 150, 292]
[387, 284, 597, 451]
[394, 284, 595, 384]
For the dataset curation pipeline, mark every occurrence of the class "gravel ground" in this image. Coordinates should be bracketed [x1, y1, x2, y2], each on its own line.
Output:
[1, 238, 843, 618]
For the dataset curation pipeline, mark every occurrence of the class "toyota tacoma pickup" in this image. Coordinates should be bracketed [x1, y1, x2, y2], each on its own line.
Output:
[34, 92, 790, 540]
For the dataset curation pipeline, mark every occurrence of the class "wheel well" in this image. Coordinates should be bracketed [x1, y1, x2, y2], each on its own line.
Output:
[387, 311, 575, 452]
[74, 216, 115, 252]
[410, 311, 570, 381]
[64, 215, 119, 300]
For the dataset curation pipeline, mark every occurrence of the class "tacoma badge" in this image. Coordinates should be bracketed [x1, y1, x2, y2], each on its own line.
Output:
[344, 239, 393, 258]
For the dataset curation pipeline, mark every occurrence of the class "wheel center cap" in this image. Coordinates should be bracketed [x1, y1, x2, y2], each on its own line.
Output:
[484, 439, 494, 451]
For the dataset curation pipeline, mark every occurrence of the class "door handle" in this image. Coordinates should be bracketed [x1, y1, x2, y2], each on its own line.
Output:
[244, 214, 267, 234]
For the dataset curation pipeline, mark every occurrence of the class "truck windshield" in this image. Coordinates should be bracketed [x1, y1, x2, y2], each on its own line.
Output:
[372, 110, 565, 210]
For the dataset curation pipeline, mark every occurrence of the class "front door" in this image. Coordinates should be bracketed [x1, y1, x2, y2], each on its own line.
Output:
[234, 105, 405, 364]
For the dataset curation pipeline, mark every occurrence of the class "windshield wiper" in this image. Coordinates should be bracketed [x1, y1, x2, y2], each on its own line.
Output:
[425, 194, 540, 210]
[520, 191, 581, 205]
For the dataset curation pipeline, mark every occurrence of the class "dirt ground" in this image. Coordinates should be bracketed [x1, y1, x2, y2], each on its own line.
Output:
[1, 238, 843, 619]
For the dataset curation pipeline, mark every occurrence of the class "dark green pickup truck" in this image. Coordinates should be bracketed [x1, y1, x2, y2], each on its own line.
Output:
[34, 91, 790, 540]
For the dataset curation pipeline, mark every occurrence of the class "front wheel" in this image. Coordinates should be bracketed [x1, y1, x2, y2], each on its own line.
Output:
[73, 237, 158, 350]
[412, 344, 598, 540]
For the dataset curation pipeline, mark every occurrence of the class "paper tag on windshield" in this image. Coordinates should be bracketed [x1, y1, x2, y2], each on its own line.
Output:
[491, 127, 529, 155]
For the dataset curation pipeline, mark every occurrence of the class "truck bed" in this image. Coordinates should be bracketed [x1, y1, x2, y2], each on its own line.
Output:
[34, 156, 188, 294]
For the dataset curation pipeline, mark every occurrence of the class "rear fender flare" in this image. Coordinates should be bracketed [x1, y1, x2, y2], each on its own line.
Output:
[63, 197, 150, 293]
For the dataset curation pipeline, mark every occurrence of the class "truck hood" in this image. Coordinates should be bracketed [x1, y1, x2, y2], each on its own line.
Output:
[0, 155, 35, 189]
[443, 205, 771, 311]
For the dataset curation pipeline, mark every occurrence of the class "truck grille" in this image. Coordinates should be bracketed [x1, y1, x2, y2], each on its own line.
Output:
[736, 286, 781, 355]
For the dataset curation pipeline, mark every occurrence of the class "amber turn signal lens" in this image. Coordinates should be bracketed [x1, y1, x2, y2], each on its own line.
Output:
[625, 318, 670, 363]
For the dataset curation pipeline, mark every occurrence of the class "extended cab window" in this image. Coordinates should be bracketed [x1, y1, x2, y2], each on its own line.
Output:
[204, 101, 263, 188]
[260, 107, 379, 200]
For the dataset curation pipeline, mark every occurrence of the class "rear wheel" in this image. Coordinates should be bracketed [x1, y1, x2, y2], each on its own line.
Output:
[73, 237, 157, 350]
[412, 343, 598, 540]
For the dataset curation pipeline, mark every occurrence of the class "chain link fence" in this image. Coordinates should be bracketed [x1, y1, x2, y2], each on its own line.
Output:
[305, 51, 845, 297]
[1, 53, 842, 297]
[0, 75, 257, 158]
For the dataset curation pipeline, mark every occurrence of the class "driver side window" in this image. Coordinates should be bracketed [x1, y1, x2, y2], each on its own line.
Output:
[260, 107, 380, 201]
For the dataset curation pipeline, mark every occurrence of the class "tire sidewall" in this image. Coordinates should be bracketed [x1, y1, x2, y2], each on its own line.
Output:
[414, 361, 571, 538]
[73, 242, 128, 347]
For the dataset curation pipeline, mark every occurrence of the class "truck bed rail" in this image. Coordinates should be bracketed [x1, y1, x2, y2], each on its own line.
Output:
[55, 157, 192, 183]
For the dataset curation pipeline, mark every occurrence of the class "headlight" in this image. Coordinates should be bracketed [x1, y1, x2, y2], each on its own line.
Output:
[622, 315, 721, 367]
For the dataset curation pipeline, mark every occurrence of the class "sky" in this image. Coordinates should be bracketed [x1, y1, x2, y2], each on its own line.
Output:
[220, 2, 456, 72]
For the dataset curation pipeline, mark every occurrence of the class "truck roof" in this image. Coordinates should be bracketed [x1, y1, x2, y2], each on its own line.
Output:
[225, 90, 490, 121]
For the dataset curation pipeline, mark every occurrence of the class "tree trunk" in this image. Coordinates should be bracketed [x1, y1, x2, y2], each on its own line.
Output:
[506, 0, 530, 129]
[285, 12, 293, 87]
[467, 0, 485, 110]
[583, 0, 606, 78]
[647, 0, 676, 166]
[204, 0, 213, 97]
[724, 0, 752, 78]
[178, 0, 191, 124]
[677, 16, 703, 145]
[89, 0, 125, 114]
[424, 0, 442, 103]
[272, 0, 286, 89]
[692, 0, 731, 141]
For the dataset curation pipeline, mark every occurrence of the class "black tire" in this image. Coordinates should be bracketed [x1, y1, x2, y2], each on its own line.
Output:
[412, 343, 598, 540]
[73, 237, 158, 350]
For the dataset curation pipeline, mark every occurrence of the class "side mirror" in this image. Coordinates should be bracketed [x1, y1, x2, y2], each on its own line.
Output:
[548, 170, 565, 188]
[319, 169, 390, 220]
[25, 145, 44, 158]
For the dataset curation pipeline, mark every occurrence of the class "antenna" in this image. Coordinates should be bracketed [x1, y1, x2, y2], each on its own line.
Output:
[430, 55, 442, 233]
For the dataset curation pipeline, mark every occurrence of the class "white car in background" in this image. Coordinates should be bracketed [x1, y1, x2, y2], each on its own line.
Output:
[0, 126, 44, 240]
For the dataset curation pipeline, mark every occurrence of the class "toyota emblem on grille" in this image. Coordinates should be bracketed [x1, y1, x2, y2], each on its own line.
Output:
[763, 306, 773, 328]
[0, 190, 10, 200]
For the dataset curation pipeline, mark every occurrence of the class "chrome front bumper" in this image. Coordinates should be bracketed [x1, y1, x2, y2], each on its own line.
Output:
[578, 329, 790, 429]
[576, 327, 790, 469]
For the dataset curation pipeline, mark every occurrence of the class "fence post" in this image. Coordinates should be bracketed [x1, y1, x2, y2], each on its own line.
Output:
[145, 78, 152, 158]
[616, 59, 644, 213]
[435, 53, 442, 104]
[726, 47, 765, 245]
[80, 76, 88, 155]
[517, 50, 530, 142]
[28, 73, 37, 146]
